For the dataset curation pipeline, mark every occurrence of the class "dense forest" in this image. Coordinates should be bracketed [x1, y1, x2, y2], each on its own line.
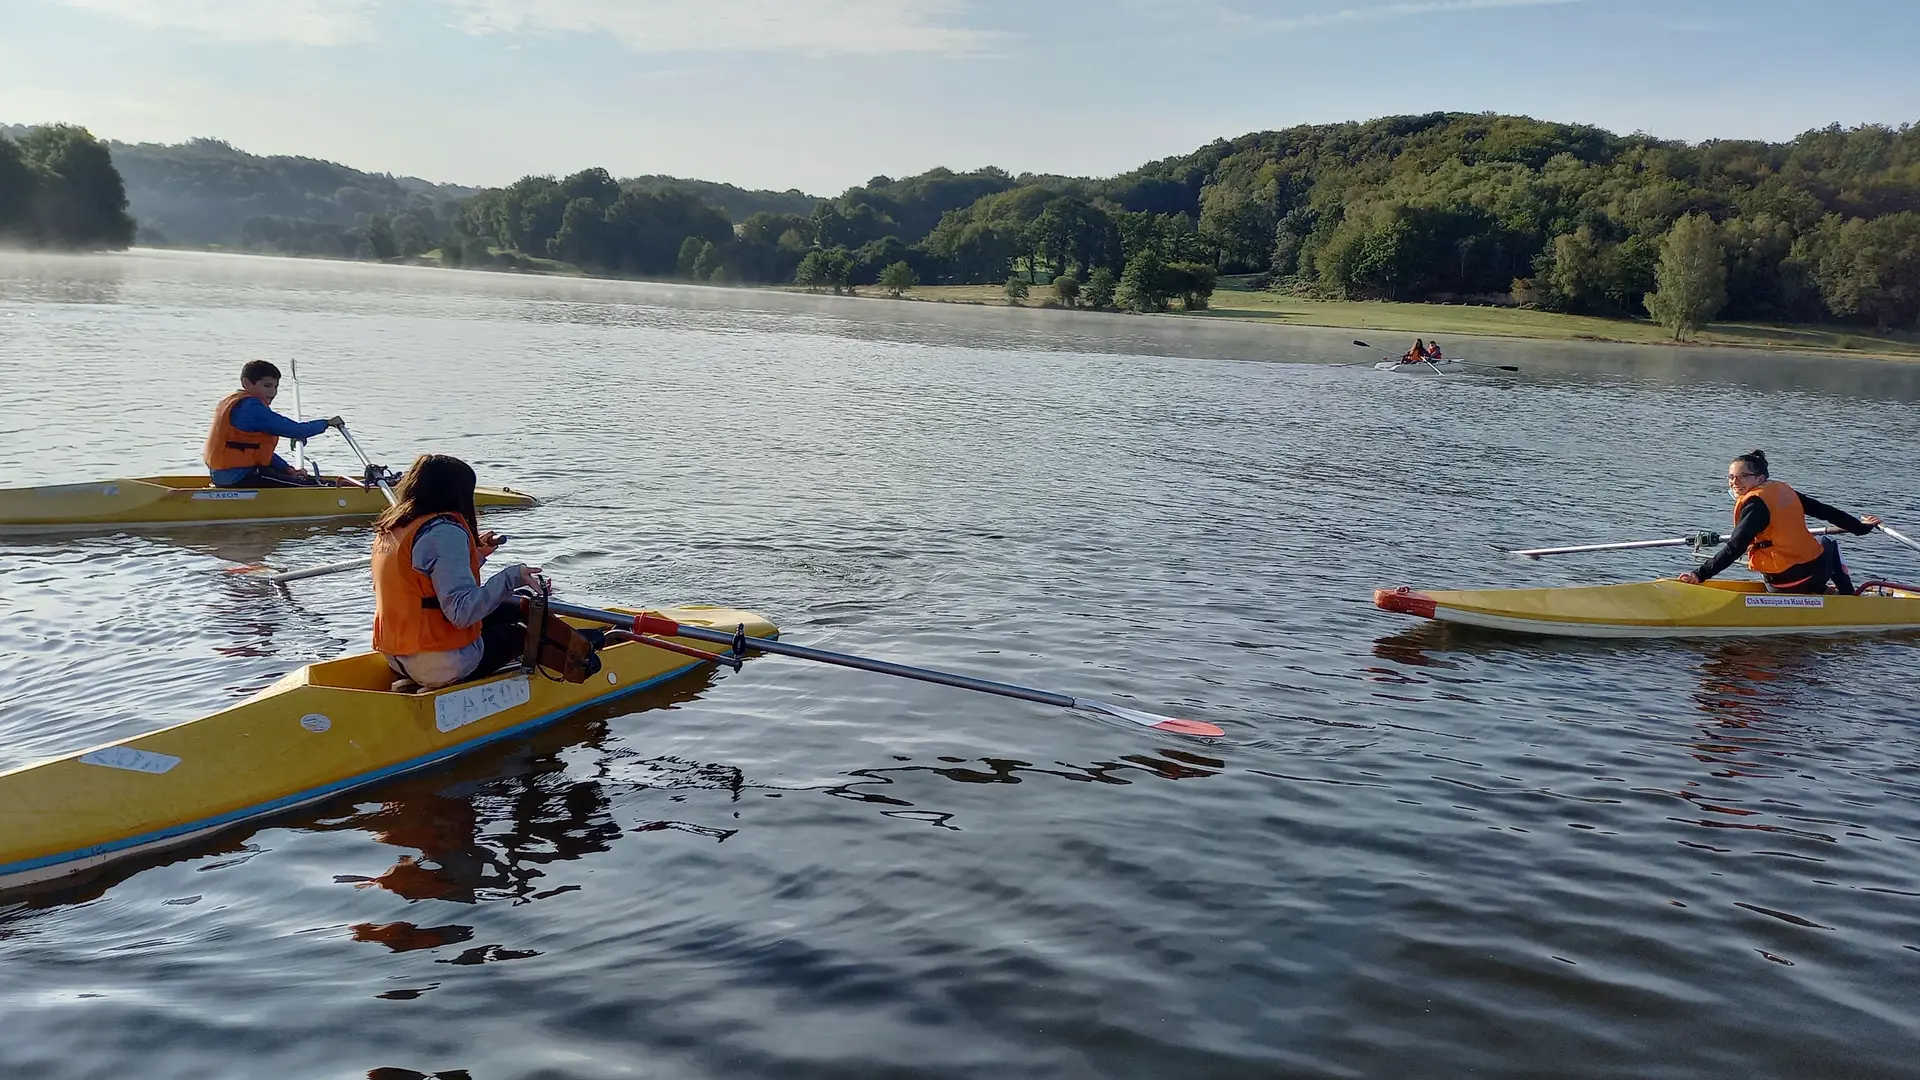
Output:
[0, 125, 134, 250]
[10, 113, 1920, 330]
[456, 114, 1920, 328]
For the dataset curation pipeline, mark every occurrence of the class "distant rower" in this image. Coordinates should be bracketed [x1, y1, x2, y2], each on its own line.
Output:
[204, 360, 344, 488]
[1677, 449, 1881, 594]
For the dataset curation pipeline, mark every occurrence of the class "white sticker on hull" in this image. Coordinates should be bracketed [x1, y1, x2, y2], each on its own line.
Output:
[80, 746, 182, 774]
[190, 490, 259, 501]
[1744, 595, 1825, 608]
[434, 675, 532, 733]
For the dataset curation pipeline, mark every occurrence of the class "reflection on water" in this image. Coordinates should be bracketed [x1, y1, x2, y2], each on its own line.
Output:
[2, 249, 1919, 1080]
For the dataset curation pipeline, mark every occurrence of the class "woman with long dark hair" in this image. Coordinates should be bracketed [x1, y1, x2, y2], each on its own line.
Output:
[371, 454, 541, 688]
[1678, 449, 1882, 594]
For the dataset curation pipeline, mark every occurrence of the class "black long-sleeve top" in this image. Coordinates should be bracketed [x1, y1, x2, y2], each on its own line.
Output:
[1695, 492, 1874, 581]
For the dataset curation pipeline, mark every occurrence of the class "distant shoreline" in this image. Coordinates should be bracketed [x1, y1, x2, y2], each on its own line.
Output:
[797, 281, 1920, 363]
[104, 246, 1920, 363]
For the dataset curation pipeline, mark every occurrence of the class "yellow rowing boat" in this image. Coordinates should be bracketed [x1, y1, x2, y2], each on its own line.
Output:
[1375, 578, 1920, 638]
[0, 605, 775, 892]
[0, 475, 535, 531]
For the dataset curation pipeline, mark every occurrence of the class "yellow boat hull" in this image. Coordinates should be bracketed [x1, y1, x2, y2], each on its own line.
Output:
[0, 605, 775, 892]
[1375, 579, 1920, 638]
[0, 475, 535, 531]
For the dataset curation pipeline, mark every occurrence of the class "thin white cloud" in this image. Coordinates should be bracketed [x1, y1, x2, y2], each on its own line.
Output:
[438, 0, 997, 56]
[1114, 0, 1601, 32]
[54, 0, 379, 45]
[1259, 0, 1602, 32]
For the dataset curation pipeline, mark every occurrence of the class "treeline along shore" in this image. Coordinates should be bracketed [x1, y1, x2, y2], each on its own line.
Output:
[6, 113, 1920, 347]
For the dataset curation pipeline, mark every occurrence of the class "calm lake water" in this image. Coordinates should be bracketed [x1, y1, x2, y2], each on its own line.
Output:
[2, 249, 1918, 1080]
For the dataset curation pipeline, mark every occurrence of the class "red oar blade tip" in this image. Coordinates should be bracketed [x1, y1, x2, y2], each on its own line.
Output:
[1152, 717, 1226, 738]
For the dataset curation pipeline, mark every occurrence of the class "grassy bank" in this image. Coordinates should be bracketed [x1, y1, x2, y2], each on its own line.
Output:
[859, 279, 1920, 360]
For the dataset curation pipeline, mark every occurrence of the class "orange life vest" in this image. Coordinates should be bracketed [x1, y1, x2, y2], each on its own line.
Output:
[1737, 480, 1825, 575]
[203, 391, 276, 471]
[372, 513, 486, 656]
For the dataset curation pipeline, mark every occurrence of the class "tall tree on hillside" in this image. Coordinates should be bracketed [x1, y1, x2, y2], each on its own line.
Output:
[1644, 212, 1727, 339]
[363, 213, 398, 259]
[13, 125, 134, 248]
[0, 137, 35, 239]
[676, 235, 706, 278]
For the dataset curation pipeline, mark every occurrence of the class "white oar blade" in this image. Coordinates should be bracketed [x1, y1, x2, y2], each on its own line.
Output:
[1071, 698, 1223, 738]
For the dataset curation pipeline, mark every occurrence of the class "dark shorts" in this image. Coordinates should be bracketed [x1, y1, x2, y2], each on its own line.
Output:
[1766, 538, 1855, 595]
[475, 605, 531, 677]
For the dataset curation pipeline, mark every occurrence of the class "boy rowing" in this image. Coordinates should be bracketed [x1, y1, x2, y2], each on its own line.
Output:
[204, 360, 346, 488]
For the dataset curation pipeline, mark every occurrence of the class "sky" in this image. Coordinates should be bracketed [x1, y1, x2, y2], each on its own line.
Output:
[2, 0, 1917, 195]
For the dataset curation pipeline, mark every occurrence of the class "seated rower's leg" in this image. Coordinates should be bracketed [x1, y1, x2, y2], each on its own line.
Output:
[1823, 538, 1856, 595]
[475, 605, 530, 677]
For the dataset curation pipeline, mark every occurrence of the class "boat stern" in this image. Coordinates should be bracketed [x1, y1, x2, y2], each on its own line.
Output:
[1374, 587, 1438, 620]
[475, 486, 538, 510]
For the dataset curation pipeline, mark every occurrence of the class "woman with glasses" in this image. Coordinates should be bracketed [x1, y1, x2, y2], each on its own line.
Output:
[1677, 449, 1882, 594]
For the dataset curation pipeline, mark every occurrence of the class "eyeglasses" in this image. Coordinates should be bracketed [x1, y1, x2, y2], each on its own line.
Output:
[1727, 472, 1757, 486]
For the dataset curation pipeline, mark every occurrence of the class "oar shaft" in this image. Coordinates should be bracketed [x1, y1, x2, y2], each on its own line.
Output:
[338, 425, 398, 505]
[270, 555, 371, 583]
[1881, 524, 1920, 554]
[545, 600, 1074, 709]
[1517, 525, 1846, 559]
[289, 359, 306, 473]
[1517, 536, 1703, 558]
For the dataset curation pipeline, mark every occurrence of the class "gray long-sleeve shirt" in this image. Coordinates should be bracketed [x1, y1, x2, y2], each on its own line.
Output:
[389, 518, 525, 688]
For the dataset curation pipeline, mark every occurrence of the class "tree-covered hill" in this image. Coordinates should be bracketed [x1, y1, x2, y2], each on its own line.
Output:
[0, 124, 134, 250]
[620, 175, 819, 222]
[454, 112, 1920, 328]
[15, 112, 1918, 332]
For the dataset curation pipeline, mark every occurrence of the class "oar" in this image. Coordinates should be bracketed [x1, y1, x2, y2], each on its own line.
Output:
[225, 424, 397, 584]
[232, 423, 400, 583]
[288, 358, 307, 476]
[1351, 340, 1519, 372]
[267, 555, 372, 583]
[338, 424, 398, 505]
[1878, 522, 1920, 555]
[1513, 525, 1849, 560]
[545, 599, 1225, 739]
[251, 530, 516, 584]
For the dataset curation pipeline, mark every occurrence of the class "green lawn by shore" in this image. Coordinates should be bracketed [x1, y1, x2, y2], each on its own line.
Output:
[859, 279, 1920, 360]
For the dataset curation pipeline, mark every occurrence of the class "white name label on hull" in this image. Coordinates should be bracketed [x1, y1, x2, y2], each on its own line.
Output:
[1744, 595, 1825, 608]
[80, 747, 183, 774]
[190, 490, 259, 501]
[435, 675, 533, 733]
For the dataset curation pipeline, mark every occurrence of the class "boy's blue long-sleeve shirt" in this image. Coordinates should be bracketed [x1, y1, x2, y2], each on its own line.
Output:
[209, 397, 332, 485]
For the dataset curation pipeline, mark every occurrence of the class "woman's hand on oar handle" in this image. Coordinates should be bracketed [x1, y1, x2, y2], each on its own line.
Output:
[517, 565, 546, 589]
[477, 530, 507, 559]
[325, 415, 346, 429]
[1862, 514, 1884, 530]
